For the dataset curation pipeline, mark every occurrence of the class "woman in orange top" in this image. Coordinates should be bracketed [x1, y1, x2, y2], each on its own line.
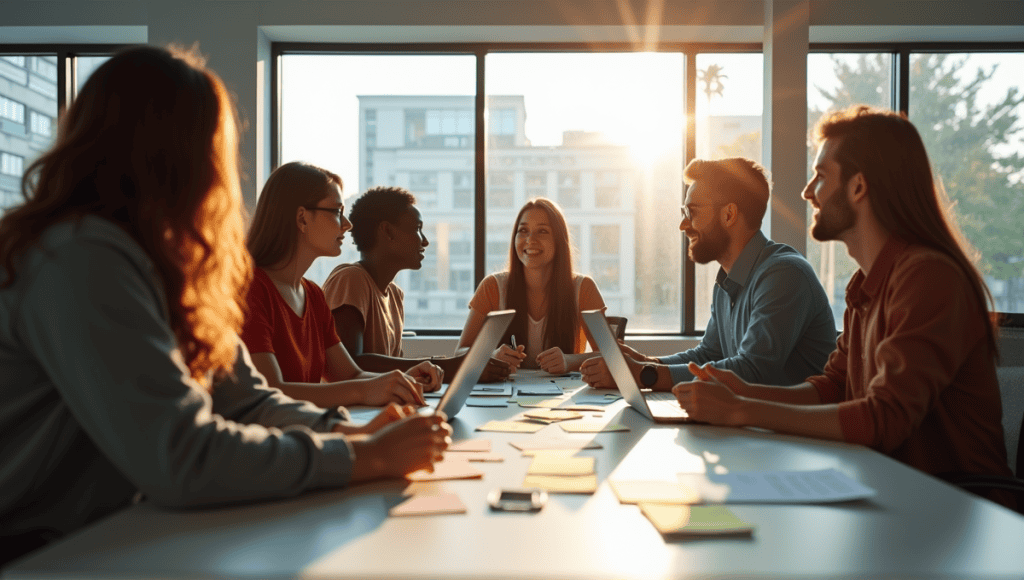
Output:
[457, 198, 606, 374]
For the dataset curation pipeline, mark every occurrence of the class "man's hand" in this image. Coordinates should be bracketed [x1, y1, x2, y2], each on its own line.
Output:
[350, 412, 453, 481]
[334, 403, 417, 435]
[672, 363, 748, 426]
[536, 346, 568, 374]
[580, 356, 617, 389]
[408, 360, 444, 392]
[619, 341, 657, 363]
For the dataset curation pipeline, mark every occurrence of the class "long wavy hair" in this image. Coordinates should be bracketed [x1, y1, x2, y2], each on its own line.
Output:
[502, 197, 582, 354]
[0, 45, 251, 386]
[247, 161, 343, 269]
[815, 105, 998, 357]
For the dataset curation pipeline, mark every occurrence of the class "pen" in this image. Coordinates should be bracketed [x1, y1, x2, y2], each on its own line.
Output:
[511, 335, 517, 349]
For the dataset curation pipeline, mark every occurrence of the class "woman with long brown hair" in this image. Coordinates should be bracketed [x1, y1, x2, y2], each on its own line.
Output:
[0, 46, 449, 564]
[457, 197, 606, 373]
[242, 162, 444, 408]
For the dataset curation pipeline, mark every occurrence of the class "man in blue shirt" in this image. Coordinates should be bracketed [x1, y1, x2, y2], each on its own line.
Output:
[580, 157, 836, 391]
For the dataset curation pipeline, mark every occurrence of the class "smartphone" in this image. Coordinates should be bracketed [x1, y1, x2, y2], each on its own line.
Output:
[488, 488, 548, 512]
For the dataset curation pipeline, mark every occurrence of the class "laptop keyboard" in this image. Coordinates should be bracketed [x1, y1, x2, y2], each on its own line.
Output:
[645, 391, 688, 418]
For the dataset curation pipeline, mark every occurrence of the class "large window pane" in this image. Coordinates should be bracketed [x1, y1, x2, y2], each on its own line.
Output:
[910, 52, 1024, 314]
[806, 53, 893, 325]
[280, 54, 476, 329]
[694, 53, 763, 331]
[486, 53, 684, 332]
[0, 54, 57, 213]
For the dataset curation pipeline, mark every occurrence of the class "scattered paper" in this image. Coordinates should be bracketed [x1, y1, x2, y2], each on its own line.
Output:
[509, 439, 603, 452]
[448, 439, 491, 452]
[522, 474, 598, 494]
[639, 504, 754, 536]
[407, 460, 484, 482]
[560, 422, 629, 433]
[476, 420, 545, 433]
[466, 398, 508, 407]
[528, 454, 595, 476]
[515, 397, 564, 408]
[559, 404, 607, 412]
[523, 409, 583, 422]
[471, 384, 512, 397]
[706, 468, 876, 503]
[516, 384, 563, 396]
[464, 452, 504, 462]
[571, 395, 622, 405]
[389, 492, 467, 517]
[610, 480, 701, 505]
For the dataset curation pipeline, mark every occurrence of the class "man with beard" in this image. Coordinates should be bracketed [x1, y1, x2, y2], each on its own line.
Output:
[672, 108, 1013, 506]
[581, 157, 836, 392]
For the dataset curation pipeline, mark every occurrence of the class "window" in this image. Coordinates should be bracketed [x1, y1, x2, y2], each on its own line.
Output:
[0, 96, 25, 123]
[806, 53, 893, 326]
[1, 152, 24, 176]
[909, 52, 1024, 314]
[29, 111, 51, 136]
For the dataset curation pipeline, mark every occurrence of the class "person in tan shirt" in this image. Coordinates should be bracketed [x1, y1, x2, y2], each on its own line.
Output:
[672, 106, 1013, 504]
[323, 186, 509, 382]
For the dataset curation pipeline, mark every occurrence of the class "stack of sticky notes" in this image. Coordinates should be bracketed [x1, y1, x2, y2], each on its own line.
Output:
[389, 492, 467, 517]
[445, 439, 503, 462]
[639, 504, 754, 537]
[521, 452, 597, 494]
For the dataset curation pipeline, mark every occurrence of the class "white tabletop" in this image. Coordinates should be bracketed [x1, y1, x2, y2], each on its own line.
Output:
[6, 374, 1024, 580]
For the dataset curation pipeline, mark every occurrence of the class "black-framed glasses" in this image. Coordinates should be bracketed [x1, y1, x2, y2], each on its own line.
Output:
[303, 206, 343, 218]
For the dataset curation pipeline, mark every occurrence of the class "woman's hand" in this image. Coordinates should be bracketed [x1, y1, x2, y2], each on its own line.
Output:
[407, 361, 444, 392]
[479, 357, 512, 383]
[359, 370, 426, 406]
[334, 403, 418, 435]
[350, 412, 453, 481]
[493, 344, 526, 372]
[536, 346, 568, 374]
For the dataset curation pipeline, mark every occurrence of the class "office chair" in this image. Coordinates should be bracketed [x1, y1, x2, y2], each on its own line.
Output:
[941, 364, 1024, 515]
[606, 316, 627, 341]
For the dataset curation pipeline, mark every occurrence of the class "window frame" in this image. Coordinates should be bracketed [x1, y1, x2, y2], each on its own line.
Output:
[272, 42, 761, 336]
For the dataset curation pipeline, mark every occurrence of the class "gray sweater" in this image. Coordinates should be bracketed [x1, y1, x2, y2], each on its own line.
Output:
[0, 216, 355, 537]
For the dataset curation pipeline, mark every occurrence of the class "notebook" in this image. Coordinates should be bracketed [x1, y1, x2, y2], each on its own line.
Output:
[433, 310, 514, 419]
[581, 309, 690, 423]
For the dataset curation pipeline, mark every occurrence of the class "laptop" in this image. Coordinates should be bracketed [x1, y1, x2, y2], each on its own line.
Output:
[433, 309, 515, 419]
[581, 309, 690, 423]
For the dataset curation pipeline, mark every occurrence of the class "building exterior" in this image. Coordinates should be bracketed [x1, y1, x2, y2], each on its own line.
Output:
[0, 55, 57, 210]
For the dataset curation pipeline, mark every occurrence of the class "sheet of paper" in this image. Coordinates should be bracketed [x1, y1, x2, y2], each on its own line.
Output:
[514, 397, 564, 408]
[406, 460, 484, 482]
[476, 420, 545, 433]
[423, 384, 448, 398]
[466, 398, 508, 407]
[464, 452, 504, 462]
[560, 421, 629, 433]
[509, 439, 603, 452]
[571, 394, 622, 405]
[523, 409, 583, 422]
[389, 492, 467, 517]
[639, 504, 754, 536]
[516, 384, 564, 396]
[528, 454, 595, 476]
[705, 468, 877, 503]
[471, 383, 513, 397]
[447, 439, 491, 452]
[522, 474, 598, 494]
[558, 404, 607, 412]
[610, 480, 701, 505]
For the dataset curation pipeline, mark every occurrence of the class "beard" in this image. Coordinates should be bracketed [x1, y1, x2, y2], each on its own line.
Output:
[687, 220, 730, 265]
[810, 185, 856, 242]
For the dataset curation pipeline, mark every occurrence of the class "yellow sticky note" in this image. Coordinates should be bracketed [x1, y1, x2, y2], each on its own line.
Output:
[559, 422, 629, 433]
[528, 454, 595, 476]
[407, 460, 484, 482]
[524, 409, 583, 422]
[610, 480, 701, 505]
[639, 504, 754, 536]
[515, 397, 564, 408]
[389, 493, 467, 517]
[476, 420, 545, 433]
[522, 474, 598, 494]
[447, 439, 492, 452]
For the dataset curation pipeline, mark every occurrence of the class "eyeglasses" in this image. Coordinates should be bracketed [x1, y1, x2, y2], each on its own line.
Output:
[304, 206, 343, 218]
[680, 204, 721, 222]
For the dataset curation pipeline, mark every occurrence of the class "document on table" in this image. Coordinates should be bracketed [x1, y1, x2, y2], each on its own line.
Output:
[704, 468, 876, 503]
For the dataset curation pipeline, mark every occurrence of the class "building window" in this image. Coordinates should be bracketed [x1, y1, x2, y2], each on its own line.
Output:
[1, 152, 24, 176]
[29, 111, 52, 137]
[0, 97, 26, 124]
[2, 56, 26, 68]
[31, 57, 58, 81]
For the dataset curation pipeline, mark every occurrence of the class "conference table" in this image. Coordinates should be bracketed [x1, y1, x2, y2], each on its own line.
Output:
[5, 372, 1024, 580]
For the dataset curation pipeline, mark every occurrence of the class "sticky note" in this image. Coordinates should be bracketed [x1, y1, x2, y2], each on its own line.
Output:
[509, 439, 603, 452]
[389, 492, 467, 517]
[528, 455, 595, 476]
[610, 480, 701, 505]
[524, 409, 583, 422]
[559, 422, 629, 433]
[522, 474, 598, 494]
[447, 439, 491, 452]
[476, 420, 546, 433]
[515, 397, 564, 408]
[639, 504, 754, 536]
[407, 460, 484, 482]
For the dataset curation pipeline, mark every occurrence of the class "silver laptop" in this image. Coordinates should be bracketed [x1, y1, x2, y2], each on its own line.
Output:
[581, 309, 690, 423]
[434, 309, 514, 419]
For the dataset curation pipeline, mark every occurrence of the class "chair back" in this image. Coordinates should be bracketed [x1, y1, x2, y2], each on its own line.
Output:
[996, 365, 1024, 477]
[606, 316, 627, 341]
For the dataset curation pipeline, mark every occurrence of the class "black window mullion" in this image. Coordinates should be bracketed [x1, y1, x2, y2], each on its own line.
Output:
[683, 51, 697, 336]
[57, 50, 70, 115]
[896, 49, 910, 115]
[473, 49, 487, 289]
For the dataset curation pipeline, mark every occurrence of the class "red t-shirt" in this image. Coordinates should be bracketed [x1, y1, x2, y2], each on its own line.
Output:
[240, 268, 341, 383]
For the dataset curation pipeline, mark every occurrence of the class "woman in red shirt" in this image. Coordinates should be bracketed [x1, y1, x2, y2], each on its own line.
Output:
[242, 162, 442, 407]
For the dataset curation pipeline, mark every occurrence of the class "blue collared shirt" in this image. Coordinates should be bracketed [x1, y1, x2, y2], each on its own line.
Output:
[660, 230, 836, 385]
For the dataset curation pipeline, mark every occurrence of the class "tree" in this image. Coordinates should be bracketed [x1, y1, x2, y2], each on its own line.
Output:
[810, 53, 1024, 312]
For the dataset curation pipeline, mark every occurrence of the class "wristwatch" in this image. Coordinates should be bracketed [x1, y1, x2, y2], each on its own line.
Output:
[639, 364, 658, 388]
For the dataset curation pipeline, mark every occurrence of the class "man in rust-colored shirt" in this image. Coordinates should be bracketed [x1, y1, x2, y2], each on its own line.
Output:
[672, 106, 1012, 495]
